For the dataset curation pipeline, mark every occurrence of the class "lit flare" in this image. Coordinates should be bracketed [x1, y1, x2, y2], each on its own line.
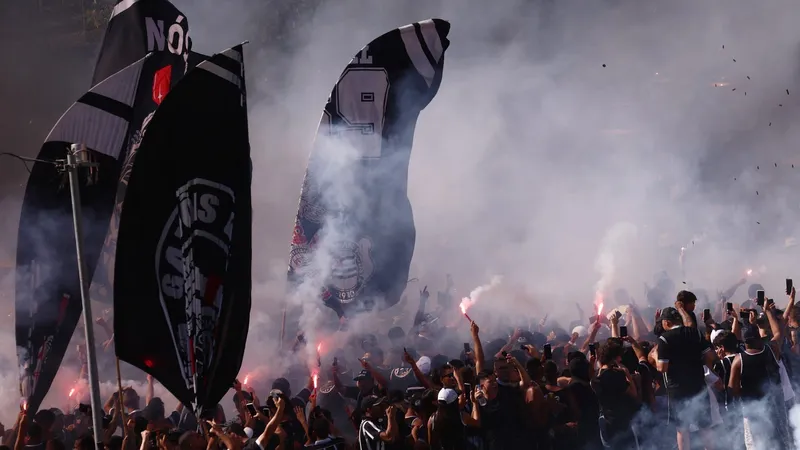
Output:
[459, 302, 473, 322]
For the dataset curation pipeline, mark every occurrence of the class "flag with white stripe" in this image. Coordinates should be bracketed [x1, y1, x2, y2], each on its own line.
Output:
[288, 19, 450, 318]
[15, 0, 199, 414]
[113, 45, 251, 411]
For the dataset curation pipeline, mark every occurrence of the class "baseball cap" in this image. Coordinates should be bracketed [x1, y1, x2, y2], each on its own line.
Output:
[361, 395, 387, 409]
[660, 307, 682, 324]
[742, 325, 761, 342]
[437, 388, 458, 404]
[353, 369, 372, 381]
[416, 356, 432, 376]
[710, 329, 724, 344]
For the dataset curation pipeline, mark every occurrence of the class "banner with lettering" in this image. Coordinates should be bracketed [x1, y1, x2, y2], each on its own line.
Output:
[15, 0, 197, 413]
[114, 45, 251, 410]
[288, 19, 450, 318]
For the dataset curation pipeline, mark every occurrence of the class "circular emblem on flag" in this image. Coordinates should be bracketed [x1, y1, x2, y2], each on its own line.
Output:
[328, 237, 375, 304]
[320, 380, 336, 394]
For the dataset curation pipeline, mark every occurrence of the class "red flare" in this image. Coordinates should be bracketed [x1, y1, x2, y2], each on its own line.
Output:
[312, 373, 319, 390]
[243, 375, 249, 385]
[68, 388, 75, 398]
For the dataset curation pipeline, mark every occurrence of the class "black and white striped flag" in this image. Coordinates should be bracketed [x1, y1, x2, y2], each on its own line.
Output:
[288, 19, 450, 318]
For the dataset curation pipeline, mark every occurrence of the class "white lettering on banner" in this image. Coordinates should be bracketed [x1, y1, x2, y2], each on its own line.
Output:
[331, 68, 389, 159]
[145, 16, 190, 60]
[350, 46, 373, 65]
[154, 178, 236, 387]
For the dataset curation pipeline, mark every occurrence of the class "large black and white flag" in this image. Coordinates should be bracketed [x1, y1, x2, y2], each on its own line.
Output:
[113, 45, 252, 411]
[15, 0, 197, 414]
[288, 19, 450, 318]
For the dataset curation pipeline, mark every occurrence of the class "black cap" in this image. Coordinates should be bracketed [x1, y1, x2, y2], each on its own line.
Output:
[742, 325, 761, 342]
[660, 307, 682, 324]
[361, 395, 387, 409]
[353, 369, 372, 381]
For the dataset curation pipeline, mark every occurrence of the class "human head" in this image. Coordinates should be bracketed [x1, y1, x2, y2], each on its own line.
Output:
[676, 290, 697, 312]
[271, 378, 292, 399]
[387, 327, 405, 347]
[742, 325, 763, 349]
[364, 347, 385, 366]
[362, 395, 388, 419]
[712, 330, 738, 357]
[543, 360, 559, 385]
[477, 369, 498, 399]
[439, 364, 457, 389]
[34, 409, 56, 433]
[569, 357, 591, 382]
[598, 338, 625, 366]
[353, 369, 374, 391]
[122, 387, 140, 410]
[312, 417, 332, 440]
[660, 307, 683, 330]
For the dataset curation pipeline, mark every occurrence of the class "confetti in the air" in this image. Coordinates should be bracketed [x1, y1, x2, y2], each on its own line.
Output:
[787, 89, 790, 95]
[602, 64, 606, 67]
[757, 166, 760, 170]
[757, 222, 761, 224]
[733, 59, 737, 62]
[770, 122, 772, 126]
[780, 104, 783, 107]
[733, 88, 736, 91]
[747, 76, 751, 80]
[775, 163, 778, 167]
[757, 191, 759, 195]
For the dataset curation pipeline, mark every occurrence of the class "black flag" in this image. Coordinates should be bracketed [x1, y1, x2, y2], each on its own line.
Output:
[15, 0, 196, 414]
[114, 45, 251, 411]
[288, 19, 450, 318]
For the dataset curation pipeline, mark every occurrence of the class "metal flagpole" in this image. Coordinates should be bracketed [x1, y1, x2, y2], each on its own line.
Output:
[65, 144, 104, 447]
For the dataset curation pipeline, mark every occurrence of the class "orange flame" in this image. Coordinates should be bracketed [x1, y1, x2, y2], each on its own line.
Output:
[68, 388, 75, 398]
[595, 292, 605, 317]
[243, 375, 249, 385]
[317, 343, 322, 353]
[312, 373, 319, 390]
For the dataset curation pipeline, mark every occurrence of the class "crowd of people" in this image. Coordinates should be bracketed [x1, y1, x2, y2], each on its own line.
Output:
[3, 274, 800, 450]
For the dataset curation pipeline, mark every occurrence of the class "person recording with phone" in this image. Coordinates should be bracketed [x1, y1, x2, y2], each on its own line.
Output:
[593, 338, 639, 450]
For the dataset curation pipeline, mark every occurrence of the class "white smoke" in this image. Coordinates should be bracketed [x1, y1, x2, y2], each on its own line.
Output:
[459, 275, 503, 313]
[594, 222, 638, 308]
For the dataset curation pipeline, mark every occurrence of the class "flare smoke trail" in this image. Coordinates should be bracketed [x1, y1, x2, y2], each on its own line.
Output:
[459, 276, 503, 313]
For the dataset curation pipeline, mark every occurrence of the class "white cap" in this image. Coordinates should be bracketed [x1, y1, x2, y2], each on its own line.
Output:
[710, 329, 723, 344]
[416, 356, 431, 375]
[572, 326, 587, 337]
[437, 388, 458, 404]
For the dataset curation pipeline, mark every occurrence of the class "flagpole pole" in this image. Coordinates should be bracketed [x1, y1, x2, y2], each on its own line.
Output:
[65, 144, 104, 447]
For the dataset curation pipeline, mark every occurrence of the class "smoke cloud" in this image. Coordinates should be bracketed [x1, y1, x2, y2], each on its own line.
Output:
[3, 0, 800, 434]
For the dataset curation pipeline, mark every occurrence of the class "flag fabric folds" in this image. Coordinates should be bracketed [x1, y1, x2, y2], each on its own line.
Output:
[288, 19, 450, 318]
[113, 45, 252, 411]
[15, 0, 196, 414]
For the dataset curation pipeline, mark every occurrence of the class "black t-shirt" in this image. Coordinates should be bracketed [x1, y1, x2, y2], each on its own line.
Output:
[658, 325, 712, 398]
[479, 384, 528, 450]
[388, 367, 418, 390]
[593, 368, 638, 427]
[569, 379, 601, 448]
